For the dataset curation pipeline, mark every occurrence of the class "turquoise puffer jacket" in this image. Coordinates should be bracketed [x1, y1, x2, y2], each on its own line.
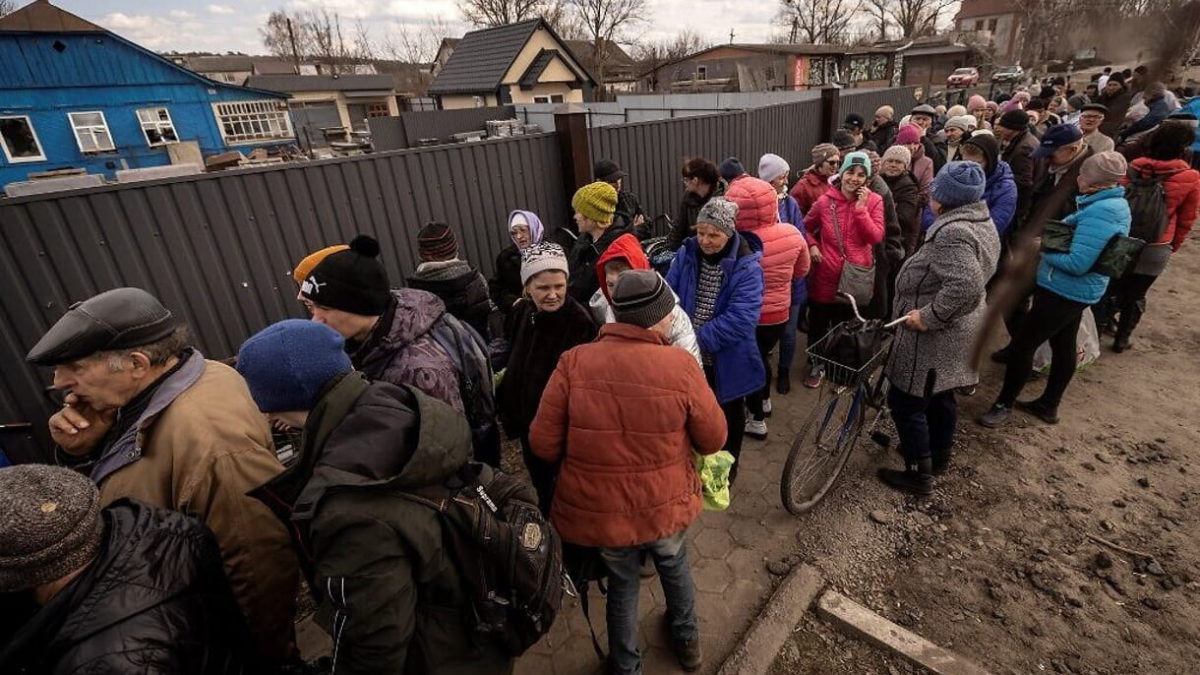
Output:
[1037, 186, 1131, 304]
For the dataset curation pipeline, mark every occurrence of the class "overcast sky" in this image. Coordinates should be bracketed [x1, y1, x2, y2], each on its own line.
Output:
[47, 0, 794, 56]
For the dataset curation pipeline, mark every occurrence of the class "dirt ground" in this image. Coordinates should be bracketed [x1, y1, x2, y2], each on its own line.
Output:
[769, 241, 1200, 674]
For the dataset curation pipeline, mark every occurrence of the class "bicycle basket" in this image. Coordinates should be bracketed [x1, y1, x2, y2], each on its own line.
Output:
[807, 319, 891, 387]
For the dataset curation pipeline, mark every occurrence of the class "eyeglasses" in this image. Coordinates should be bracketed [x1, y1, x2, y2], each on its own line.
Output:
[823, 159, 840, 166]
[1080, 113, 1105, 120]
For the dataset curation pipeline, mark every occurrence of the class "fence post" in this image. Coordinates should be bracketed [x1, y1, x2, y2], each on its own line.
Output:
[554, 104, 592, 197]
[820, 85, 840, 141]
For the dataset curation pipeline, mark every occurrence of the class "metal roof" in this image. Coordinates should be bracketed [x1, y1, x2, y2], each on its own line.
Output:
[904, 44, 973, 57]
[954, 0, 1020, 20]
[428, 19, 543, 95]
[0, 0, 104, 32]
[245, 74, 397, 94]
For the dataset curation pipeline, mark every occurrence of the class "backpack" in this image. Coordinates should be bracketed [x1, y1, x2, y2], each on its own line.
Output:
[1125, 169, 1169, 244]
[402, 463, 564, 656]
[427, 312, 502, 465]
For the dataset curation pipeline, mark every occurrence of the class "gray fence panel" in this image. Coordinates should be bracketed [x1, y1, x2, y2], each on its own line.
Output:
[744, 99, 825, 179]
[368, 117, 408, 151]
[0, 133, 566, 437]
[838, 86, 921, 126]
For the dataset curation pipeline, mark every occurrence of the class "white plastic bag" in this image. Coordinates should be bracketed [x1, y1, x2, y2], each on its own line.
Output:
[1032, 308, 1100, 374]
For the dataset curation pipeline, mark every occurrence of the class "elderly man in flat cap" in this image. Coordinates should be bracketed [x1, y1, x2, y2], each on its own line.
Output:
[25, 287, 299, 668]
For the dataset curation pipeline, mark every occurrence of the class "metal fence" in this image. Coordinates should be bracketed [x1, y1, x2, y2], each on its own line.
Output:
[370, 106, 518, 150]
[839, 85, 921, 124]
[0, 132, 567, 442]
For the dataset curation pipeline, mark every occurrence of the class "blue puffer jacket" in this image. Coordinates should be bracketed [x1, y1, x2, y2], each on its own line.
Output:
[667, 233, 766, 403]
[778, 194, 809, 308]
[920, 160, 1018, 236]
[1037, 186, 1131, 304]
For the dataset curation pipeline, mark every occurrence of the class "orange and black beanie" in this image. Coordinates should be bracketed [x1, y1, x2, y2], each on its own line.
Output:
[294, 235, 391, 316]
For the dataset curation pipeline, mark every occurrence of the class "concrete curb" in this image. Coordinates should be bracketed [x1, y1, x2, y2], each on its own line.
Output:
[817, 590, 993, 675]
[716, 563, 825, 675]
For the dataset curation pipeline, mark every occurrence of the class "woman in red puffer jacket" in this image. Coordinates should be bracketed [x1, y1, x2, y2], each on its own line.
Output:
[726, 175, 810, 440]
[802, 152, 886, 388]
[1097, 122, 1200, 351]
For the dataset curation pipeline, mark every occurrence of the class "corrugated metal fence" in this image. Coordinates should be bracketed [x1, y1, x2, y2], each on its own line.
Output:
[370, 106, 518, 150]
[0, 133, 566, 443]
[839, 86, 921, 126]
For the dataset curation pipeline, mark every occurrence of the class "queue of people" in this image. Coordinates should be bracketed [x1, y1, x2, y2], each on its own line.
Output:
[5, 73, 1199, 675]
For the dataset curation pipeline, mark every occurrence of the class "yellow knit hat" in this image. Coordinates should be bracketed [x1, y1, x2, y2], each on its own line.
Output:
[571, 181, 618, 226]
[292, 244, 349, 283]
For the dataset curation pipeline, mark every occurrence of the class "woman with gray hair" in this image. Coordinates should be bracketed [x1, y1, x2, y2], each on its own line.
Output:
[879, 161, 1000, 495]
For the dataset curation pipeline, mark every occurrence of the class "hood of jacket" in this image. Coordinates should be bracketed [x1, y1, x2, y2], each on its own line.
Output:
[411, 258, 476, 283]
[288, 372, 471, 521]
[988, 158, 1014, 187]
[727, 175, 780, 231]
[508, 209, 545, 248]
[1130, 157, 1193, 179]
[355, 288, 446, 369]
[594, 233, 650, 300]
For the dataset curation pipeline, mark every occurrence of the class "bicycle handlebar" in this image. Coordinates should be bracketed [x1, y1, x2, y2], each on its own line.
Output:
[836, 292, 907, 330]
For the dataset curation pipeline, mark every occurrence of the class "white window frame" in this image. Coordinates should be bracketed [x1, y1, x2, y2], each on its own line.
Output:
[212, 99, 294, 145]
[0, 115, 47, 163]
[136, 107, 179, 147]
[68, 111, 116, 154]
[533, 94, 565, 104]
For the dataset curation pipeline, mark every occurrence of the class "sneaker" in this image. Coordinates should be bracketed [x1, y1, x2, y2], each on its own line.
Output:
[763, 398, 773, 417]
[744, 419, 768, 440]
[803, 367, 824, 389]
[990, 346, 1012, 364]
[1015, 398, 1059, 424]
[977, 403, 1012, 428]
[776, 371, 792, 395]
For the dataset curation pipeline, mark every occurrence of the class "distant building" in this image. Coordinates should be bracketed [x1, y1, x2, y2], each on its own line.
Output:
[645, 43, 894, 92]
[428, 19, 596, 109]
[954, 0, 1023, 63]
[0, 0, 294, 191]
[565, 39, 641, 94]
[889, 37, 977, 87]
[245, 74, 399, 148]
[168, 54, 298, 85]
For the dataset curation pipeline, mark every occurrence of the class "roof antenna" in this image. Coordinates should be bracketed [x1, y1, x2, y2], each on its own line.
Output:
[729, 28, 735, 44]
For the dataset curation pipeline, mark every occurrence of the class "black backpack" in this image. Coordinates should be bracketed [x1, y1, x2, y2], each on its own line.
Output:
[1125, 169, 1170, 244]
[427, 312, 502, 465]
[401, 463, 564, 656]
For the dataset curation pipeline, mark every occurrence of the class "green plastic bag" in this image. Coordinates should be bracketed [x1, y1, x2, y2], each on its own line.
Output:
[694, 451, 736, 511]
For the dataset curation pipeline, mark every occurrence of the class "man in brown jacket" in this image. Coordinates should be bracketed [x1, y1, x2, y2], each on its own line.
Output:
[530, 270, 726, 675]
[26, 287, 299, 668]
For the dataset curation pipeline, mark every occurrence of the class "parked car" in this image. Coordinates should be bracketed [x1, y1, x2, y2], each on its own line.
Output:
[991, 65, 1027, 84]
[947, 67, 980, 88]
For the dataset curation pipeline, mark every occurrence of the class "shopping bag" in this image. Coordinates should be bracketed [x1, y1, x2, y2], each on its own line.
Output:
[694, 451, 736, 511]
[1031, 308, 1101, 374]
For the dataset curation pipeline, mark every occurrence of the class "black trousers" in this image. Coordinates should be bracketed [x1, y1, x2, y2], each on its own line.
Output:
[520, 435, 557, 516]
[806, 302, 857, 368]
[1094, 273, 1158, 342]
[747, 322, 788, 421]
[997, 288, 1087, 408]
[704, 365, 745, 463]
[889, 386, 957, 465]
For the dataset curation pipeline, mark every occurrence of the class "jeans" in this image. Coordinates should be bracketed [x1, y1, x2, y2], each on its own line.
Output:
[602, 531, 699, 675]
[747, 322, 788, 420]
[703, 365, 744, 463]
[889, 386, 957, 466]
[777, 301, 805, 376]
[997, 288, 1086, 409]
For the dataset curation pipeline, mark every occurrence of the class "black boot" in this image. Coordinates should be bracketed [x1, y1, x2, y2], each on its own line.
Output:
[990, 345, 1012, 364]
[776, 370, 791, 395]
[1015, 398, 1059, 424]
[877, 458, 933, 496]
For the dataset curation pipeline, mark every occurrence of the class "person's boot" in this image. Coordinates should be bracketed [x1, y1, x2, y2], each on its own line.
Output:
[1015, 398, 1059, 424]
[877, 458, 933, 496]
[663, 614, 702, 671]
[990, 345, 1012, 364]
[776, 370, 792, 395]
[978, 402, 1012, 428]
[1113, 337, 1130, 353]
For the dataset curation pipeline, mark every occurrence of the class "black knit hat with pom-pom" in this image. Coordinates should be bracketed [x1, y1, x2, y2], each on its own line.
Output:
[299, 234, 391, 316]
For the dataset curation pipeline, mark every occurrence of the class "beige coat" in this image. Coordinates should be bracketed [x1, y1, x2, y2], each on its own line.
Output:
[97, 357, 299, 663]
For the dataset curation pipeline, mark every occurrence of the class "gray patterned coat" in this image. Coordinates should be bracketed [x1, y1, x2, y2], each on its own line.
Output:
[887, 201, 1000, 396]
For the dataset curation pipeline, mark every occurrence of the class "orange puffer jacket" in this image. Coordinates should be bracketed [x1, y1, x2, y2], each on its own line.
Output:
[528, 323, 727, 548]
[727, 176, 810, 324]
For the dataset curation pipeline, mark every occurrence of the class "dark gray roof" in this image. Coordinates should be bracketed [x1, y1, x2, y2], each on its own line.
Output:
[428, 19, 542, 95]
[519, 49, 558, 89]
[245, 74, 396, 93]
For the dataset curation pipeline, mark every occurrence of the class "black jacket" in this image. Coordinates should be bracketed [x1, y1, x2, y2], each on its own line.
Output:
[0, 500, 252, 675]
[407, 260, 493, 339]
[489, 245, 524, 316]
[255, 373, 512, 675]
[1002, 128, 1041, 228]
[497, 297, 597, 438]
[615, 189, 649, 239]
[567, 222, 634, 303]
[1027, 146, 1094, 229]
[923, 135, 947, 173]
[869, 120, 898, 151]
[667, 180, 728, 251]
[883, 172, 922, 257]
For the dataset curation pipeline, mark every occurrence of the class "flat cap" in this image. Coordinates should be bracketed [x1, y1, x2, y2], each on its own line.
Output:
[27, 287, 178, 366]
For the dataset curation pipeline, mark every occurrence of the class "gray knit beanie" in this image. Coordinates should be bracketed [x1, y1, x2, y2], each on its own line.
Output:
[611, 270, 675, 329]
[696, 197, 738, 237]
[0, 464, 103, 592]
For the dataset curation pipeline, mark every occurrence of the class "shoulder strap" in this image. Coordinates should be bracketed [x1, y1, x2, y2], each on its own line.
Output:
[829, 201, 849, 259]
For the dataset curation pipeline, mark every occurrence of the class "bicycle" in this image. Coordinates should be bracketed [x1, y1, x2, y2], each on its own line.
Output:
[780, 294, 905, 515]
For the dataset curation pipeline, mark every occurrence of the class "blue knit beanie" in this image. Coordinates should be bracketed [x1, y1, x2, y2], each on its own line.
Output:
[931, 161, 986, 209]
[236, 319, 352, 413]
[718, 157, 745, 182]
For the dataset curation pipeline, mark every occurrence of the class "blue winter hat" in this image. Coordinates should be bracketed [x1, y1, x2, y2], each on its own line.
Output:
[236, 319, 352, 413]
[1030, 123, 1084, 160]
[931, 161, 986, 209]
[718, 157, 745, 182]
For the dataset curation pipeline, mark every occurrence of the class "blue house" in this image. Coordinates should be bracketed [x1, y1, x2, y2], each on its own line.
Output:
[0, 0, 296, 190]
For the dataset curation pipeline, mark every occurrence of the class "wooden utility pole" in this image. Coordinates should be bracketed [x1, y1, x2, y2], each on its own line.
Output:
[287, 17, 301, 73]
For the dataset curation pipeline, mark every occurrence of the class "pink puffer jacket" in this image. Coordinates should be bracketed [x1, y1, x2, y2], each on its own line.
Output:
[804, 184, 886, 304]
[727, 176, 810, 324]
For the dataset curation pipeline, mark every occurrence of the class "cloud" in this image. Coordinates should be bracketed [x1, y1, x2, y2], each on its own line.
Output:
[169, 9, 195, 20]
[206, 4, 236, 15]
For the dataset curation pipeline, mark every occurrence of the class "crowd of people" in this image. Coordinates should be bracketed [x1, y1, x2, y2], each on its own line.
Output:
[3, 66, 1199, 675]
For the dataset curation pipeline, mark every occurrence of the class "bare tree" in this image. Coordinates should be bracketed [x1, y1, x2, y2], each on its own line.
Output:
[0, 0, 16, 17]
[886, 0, 957, 38]
[862, 0, 891, 42]
[570, 0, 648, 90]
[632, 29, 710, 90]
[778, 0, 862, 44]
[259, 8, 374, 73]
[457, 0, 555, 26]
[380, 17, 452, 64]
[543, 0, 589, 40]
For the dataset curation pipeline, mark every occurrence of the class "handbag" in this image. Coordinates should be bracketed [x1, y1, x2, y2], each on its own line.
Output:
[1041, 220, 1075, 253]
[1092, 235, 1146, 278]
[830, 202, 875, 307]
[814, 319, 887, 386]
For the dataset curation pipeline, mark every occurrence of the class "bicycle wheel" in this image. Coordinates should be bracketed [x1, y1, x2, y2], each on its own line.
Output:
[780, 384, 867, 515]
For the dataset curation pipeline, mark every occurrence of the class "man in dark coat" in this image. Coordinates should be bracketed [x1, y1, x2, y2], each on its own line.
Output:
[997, 109, 1042, 228]
[407, 222, 494, 339]
[239, 320, 515, 675]
[869, 105, 900, 151]
[1097, 73, 1134, 138]
[0, 465, 253, 674]
[909, 104, 947, 171]
[595, 159, 650, 239]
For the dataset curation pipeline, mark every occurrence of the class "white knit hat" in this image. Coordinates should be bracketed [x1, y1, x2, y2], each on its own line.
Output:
[757, 153, 790, 183]
[520, 243, 569, 285]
